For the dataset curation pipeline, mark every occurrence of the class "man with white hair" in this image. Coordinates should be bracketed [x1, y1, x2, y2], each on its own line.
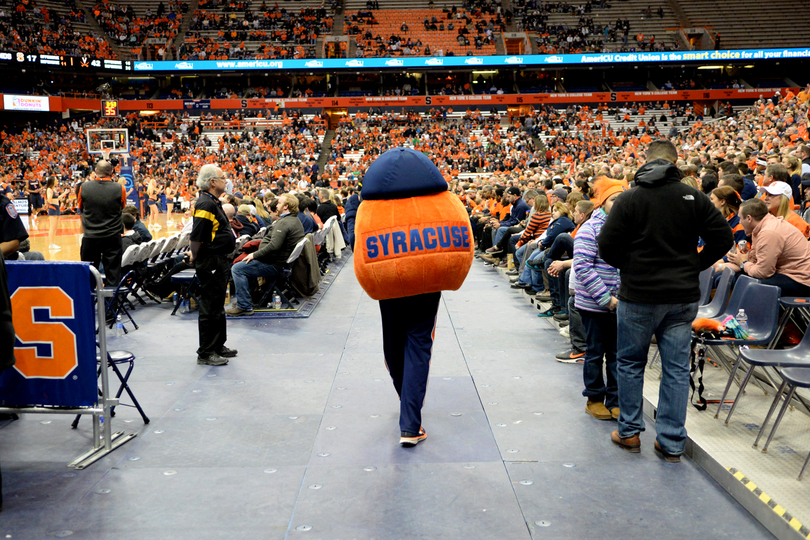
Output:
[188, 164, 237, 366]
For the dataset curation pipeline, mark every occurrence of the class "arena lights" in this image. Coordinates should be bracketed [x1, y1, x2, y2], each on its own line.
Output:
[130, 47, 810, 73]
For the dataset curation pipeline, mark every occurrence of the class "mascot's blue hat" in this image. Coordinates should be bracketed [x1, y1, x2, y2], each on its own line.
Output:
[360, 147, 448, 200]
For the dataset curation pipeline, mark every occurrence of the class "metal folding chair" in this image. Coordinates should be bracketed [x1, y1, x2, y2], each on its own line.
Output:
[711, 283, 781, 423]
[72, 349, 150, 428]
[170, 269, 199, 315]
[104, 270, 139, 333]
[757, 366, 810, 479]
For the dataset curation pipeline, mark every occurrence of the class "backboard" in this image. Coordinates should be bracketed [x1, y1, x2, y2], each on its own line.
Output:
[86, 128, 129, 155]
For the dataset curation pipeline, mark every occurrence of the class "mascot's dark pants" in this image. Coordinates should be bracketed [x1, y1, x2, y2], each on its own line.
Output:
[379, 291, 441, 434]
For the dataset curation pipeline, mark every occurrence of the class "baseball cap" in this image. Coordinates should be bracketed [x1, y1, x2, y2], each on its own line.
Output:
[755, 159, 767, 167]
[551, 188, 568, 201]
[758, 181, 792, 198]
[506, 186, 521, 196]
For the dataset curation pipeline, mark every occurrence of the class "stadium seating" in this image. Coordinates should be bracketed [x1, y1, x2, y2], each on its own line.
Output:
[346, 8, 501, 57]
[180, 0, 333, 60]
[0, 0, 118, 58]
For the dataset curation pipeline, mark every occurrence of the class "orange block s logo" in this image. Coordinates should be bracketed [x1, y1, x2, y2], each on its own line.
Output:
[11, 287, 78, 379]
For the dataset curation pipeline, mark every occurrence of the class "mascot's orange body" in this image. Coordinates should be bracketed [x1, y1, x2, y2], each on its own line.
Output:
[354, 192, 474, 300]
[353, 147, 474, 447]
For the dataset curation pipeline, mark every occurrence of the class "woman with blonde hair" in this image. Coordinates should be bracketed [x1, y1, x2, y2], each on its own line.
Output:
[760, 181, 810, 238]
[252, 197, 272, 227]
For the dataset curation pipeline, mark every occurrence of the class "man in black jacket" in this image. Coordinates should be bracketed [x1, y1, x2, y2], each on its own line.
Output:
[598, 140, 733, 462]
[189, 164, 237, 365]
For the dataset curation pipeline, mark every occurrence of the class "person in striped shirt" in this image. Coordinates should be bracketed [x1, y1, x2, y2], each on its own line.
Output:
[512, 193, 551, 272]
[572, 178, 628, 421]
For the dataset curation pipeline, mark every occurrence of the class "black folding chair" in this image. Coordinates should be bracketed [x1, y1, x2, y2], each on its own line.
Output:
[72, 349, 149, 428]
[104, 270, 139, 333]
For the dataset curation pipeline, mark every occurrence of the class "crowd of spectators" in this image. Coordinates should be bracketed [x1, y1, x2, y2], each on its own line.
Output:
[346, 6, 504, 58]
[515, 0, 674, 54]
[0, 0, 117, 59]
[91, 0, 188, 58]
[180, 2, 332, 60]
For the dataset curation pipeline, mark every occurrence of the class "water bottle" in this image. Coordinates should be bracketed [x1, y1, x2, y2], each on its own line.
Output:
[736, 309, 748, 333]
[737, 240, 748, 254]
[273, 294, 282, 310]
[172, 292, 178, 307]
[114, 314, 124, 336]
[183, 298, 190, 313]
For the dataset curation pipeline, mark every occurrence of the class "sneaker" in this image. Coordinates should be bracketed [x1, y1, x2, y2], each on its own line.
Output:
[485, 246, 502, 254]
[611, 430, 641, 453]
[497, 261, 508, 268]
[48, 244, 61, 250]
[537, 308, 555, 318]
[217, 346, 238, 358]
[610, 407, 620, 420]
[553, 311, 569, 322]
[400, 426, 427, 447]
[225, 305, 254, 316]
[506, 270, 519, 276]
[558, 319, 569, 327]
[586, 400, 613, 420]
[510, 282, 531, 289]
[555, 349, 585, 363]
[654, 440, 681, 463]
[535, 292, 552, 302]
[197, 353, 229, 366]
[559, 326, 570, 339]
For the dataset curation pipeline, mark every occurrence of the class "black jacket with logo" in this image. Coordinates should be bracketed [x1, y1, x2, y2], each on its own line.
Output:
[598, 159, 733, 304]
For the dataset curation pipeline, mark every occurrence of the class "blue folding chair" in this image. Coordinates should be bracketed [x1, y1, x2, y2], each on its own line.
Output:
[758, 366, 810, 480]
[698, 267, 715, 306]
[170, 269, 199, 315]
[767, 297, 810, 348]
[711, 283, 781, 423]
[697, 267, 734, 319]
[747, 330, 810, 454]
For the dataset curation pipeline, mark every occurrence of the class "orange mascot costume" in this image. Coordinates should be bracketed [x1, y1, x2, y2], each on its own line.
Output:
[354, 147, 474, 447]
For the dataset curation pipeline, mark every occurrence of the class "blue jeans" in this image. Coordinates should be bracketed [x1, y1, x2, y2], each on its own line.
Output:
[616, 301, 699, 455]
[515, 243, 528, 268]
[544, 257, 567, 311]
[493, 226, 509, 246]
[580, 309, 618, 408]
[522, 249, 546, 292]
[231, 259, 283, 310]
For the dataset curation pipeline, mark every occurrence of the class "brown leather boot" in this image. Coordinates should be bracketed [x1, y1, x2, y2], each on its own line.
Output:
[586, 400, 612, 420]
[611, 430, 641, 453]
[654, 441, 681, 463]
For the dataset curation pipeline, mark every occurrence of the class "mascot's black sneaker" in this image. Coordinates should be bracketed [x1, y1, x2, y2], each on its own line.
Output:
[400, 427, 427, 447]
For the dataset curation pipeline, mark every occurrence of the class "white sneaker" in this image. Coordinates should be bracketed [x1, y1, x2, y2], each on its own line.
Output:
[48, 244, 61, 250]
[559, 326, 570, 338]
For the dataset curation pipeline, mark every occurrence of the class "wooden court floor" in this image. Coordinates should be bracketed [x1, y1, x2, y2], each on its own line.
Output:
[25, 212, 187, 261]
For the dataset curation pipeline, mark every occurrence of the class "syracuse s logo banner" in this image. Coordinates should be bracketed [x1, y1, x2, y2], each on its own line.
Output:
[11, 287, 78, 379]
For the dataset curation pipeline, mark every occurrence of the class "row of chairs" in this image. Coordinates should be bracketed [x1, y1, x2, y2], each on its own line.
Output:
[683, 267, 810, 480]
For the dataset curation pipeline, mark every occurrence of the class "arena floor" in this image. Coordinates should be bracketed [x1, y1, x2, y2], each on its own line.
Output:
[0, 254, 775, 539]
[25, 212, 184, 262]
